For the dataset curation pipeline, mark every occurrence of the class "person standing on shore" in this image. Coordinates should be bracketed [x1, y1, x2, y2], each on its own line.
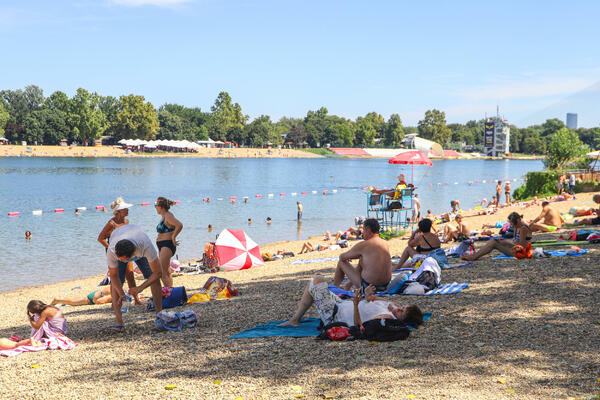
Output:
[413, 194, 421, 221]
[106, 224, 163, 331]
[504, 180, 511, 205]
[97, 198, 141, 304]
[569, 174, 576, 195]
[495, 181, 502, 207]
[297, 201, 303, 220]
[154, 197, 183, 288]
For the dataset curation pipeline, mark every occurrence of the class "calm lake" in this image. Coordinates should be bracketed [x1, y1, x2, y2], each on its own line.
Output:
[0, 156, 542, 291]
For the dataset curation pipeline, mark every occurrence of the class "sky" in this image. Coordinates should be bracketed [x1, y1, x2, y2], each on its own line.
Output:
[1, 0, 600, 127]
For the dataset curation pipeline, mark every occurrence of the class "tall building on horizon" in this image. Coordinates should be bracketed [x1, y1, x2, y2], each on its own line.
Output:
[566, 113, 578, 129]
[483, 109, 510, 157]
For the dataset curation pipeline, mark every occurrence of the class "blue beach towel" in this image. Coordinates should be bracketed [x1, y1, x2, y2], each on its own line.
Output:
[444, 262, 472, 269]
[289, 257, 338, 265]
[328, 282, 468, 297]
[230, 314, 433, 339]
[492, 248, 589, 259]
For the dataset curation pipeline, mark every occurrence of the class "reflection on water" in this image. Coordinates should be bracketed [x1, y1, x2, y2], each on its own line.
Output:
[0, 156, 542, 291]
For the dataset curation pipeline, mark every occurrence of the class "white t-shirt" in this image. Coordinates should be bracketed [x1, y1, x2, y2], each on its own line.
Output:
[106, 225, 158, 269]
[410, 256, 441, 285]
[334, 300, 395, 326]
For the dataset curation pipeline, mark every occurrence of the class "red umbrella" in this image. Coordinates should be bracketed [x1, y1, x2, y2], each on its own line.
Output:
[215, 229, 265, 271]
[388, 150, 432, 182]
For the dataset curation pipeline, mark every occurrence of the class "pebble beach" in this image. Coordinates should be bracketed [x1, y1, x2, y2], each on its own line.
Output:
[0, 193, 599, 399]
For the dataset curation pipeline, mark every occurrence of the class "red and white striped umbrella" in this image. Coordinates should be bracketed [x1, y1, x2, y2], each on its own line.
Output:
[215, 229, 265, 271]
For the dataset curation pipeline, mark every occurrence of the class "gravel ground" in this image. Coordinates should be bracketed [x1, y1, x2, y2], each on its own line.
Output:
[1, 194, 599, 400]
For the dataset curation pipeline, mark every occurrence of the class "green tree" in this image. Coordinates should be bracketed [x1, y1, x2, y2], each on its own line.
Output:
[69, 88, 107, 143]
[244, 115, 274, 147]
[158, 110, 187, 140]
[0, 102, 9, 135]
[354, 118, 376, 147]
[22, 113, 44, 144]
[384, 114, 404, 147]
[113, 94, 159, 140]
[363, 112, 385, 141]
[99, 95, 119, 136]
[545, 128, 588, 169]
[285, 121, 307, 146]
[0, 85, 44, 125]
[44, 91, 70, 113]
[22, 109, 69, 145]
[418, 109, 451, 145]
[208, 92, 246, 142]
[304, 107, 329, 147]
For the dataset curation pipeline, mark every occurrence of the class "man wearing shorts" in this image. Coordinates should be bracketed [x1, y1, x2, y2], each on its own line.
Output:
[333, 218, 392, 292]
[106, 224, 163, 329]
[529, 201, 563, 232]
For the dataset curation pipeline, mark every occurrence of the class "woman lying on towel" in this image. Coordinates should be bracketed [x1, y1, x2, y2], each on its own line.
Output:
[462, 212, 532, 261]
[51, 285, 112, 307]
[278, 274, 423, 328]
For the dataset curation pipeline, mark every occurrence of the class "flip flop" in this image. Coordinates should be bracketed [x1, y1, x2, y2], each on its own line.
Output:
[112, 325, 125, 333]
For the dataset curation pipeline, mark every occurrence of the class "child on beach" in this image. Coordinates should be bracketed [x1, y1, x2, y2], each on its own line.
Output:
[0, 337, 43, 350]
[27, 300, 68, 340]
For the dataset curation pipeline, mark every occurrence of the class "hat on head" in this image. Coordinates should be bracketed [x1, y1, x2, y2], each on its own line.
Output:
[169, 260, 181, 272]
[397, 174, 405, 180]
[114, 201, 133, 211]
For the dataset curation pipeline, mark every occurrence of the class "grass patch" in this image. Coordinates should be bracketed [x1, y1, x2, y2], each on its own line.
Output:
[379, 230, 407, 240]
[300, 148, 335, 156]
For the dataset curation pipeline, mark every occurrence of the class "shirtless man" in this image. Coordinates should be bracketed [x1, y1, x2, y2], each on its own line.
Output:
[333, 218, 392, 292]
[443, 214, 471, 241]
[529, 201, 563, 232]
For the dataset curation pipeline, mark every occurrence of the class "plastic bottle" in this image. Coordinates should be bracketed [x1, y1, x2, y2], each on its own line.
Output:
[120, 294, 133, 314]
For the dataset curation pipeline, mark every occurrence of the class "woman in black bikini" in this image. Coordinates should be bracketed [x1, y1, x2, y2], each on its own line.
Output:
[462, 212, 531, 261]
[155, 197, 183, 287]
[393, 219, 441, 268]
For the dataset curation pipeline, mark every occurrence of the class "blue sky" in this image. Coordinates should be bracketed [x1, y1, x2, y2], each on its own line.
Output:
[1, 0, 599, 127]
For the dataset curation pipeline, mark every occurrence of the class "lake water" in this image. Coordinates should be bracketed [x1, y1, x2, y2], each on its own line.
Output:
[0, 156, 543, 292]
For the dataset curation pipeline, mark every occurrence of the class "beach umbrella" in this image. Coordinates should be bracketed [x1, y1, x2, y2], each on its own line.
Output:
[215, 229, 265, 271]
[388, 150, 432, 182]
[586, 150, 600, 158]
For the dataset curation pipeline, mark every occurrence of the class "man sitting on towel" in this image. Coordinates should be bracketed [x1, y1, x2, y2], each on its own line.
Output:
[573, 194, 600, 226]
[333, 218, 392, 292]
[106, 224, 163, 331]
[529, 201, 563, 232]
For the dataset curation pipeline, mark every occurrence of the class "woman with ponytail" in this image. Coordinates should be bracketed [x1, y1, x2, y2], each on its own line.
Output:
[154, 197, 183, 287]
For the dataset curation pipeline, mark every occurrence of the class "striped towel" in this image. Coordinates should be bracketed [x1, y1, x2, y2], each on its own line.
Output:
[289, 257, 338, 265]
[328, 282, 468, 297]
[443, 262, 472, 269]
[493, 248, 589, 259]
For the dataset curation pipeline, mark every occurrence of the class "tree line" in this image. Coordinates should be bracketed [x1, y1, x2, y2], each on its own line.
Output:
[0, 85, 598, 152]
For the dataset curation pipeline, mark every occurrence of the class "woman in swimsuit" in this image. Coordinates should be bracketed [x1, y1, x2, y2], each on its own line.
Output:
[97, 197, 141, 304]
[155, 197, 183, 287]
[393, 218, 441, 268]
[462, 212, 531, 261]
[496, 181, 502, 207]
[51, 286, 112, 307]
[504, 181, 512, 205]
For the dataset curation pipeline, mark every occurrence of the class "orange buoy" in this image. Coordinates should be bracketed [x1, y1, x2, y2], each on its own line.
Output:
[96, 205, 105, 210]
[8, 212, 19, 216]
[54, 208, 64, 213]
[141, 202, 150, 206]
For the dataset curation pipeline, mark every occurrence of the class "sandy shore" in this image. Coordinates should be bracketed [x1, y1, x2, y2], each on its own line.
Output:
[0, 145, 321, 158]
[1, 193, 599, 399]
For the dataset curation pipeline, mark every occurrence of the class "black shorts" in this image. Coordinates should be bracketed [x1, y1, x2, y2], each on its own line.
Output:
[591, 216, 600, 225]
[157, 240, 177, 255]
[361, 278, 389, 293]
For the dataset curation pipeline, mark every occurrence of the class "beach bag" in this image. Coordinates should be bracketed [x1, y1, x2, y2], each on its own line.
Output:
[350, 319, 410, 342]
[427, 248, 448, 267]
[316, 322, 354, 341]
[187, 277, 238, 304]
[148, 286, 188, 311]
[514, 242, 533, 259]
[154, 310, 197, 332]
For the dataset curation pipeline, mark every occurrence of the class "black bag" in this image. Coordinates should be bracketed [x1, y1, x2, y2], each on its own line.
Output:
[415, 270, 438, 291]
[350, 319, 410, 342]
[316, 321, 354, 341]
[389, 201, 403, 210]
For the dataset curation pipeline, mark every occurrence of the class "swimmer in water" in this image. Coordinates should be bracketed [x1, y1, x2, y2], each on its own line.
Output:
[25, 231, 32, 240]
[266, 217, 271, 224]
[208, 224, 213, 232]
[248, 218, 252, 225]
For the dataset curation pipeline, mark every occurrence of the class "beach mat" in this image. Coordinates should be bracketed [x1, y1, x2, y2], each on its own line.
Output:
[532, 240, 588, 247]
[493, 249, 589, 259]
[444, 262, 472, 269]
[230, 314, 433, 339]
[328, 283, 468, 297]
[289, 257, 338, 265]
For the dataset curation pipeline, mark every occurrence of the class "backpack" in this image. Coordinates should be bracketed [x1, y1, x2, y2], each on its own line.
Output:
[155, 310, 197, 332]
[350, 319, 410, 342]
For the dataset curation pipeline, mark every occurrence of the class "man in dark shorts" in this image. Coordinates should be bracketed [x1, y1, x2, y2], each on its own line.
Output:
[333, 219, 392, 292]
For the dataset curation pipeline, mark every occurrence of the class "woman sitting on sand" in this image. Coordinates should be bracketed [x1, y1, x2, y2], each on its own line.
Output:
[462, 212, 531, 261]
[27, 300, 67, 340]
[51, 286, 112, 307]
[278, 274, 423, 328]
[155, 197, 183, 288]
[393, 219, 441, 268]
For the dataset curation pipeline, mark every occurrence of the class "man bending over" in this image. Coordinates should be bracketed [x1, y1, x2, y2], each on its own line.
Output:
[106, 224, 163, 331]
[529, 201, 563, 232]
[333, 218, 392, 292]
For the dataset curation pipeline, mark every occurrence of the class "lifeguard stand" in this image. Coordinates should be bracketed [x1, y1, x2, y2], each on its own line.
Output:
[366, 188, 415, 231]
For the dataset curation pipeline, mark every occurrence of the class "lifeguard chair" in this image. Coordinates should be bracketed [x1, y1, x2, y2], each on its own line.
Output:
[366, 187, 415, 231]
